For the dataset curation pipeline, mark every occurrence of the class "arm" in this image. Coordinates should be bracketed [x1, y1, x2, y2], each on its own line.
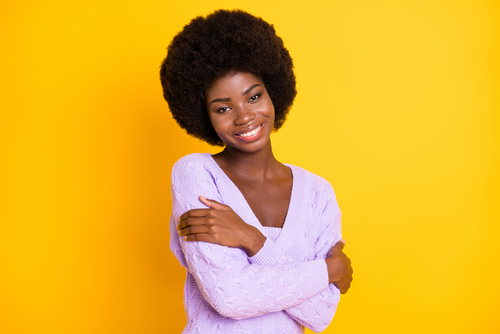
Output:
[171, 158, 330, 320]
[178, 203, 348, 332]
[248, 183, 350, 332]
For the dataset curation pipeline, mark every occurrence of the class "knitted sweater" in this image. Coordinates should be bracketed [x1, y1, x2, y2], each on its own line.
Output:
[170, 153, 342, 333]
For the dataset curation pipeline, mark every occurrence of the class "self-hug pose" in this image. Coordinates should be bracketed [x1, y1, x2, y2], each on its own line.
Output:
[160, 9, 353, 334]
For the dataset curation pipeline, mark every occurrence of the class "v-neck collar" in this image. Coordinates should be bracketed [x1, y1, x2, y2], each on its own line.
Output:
[204, 153, 304, 250]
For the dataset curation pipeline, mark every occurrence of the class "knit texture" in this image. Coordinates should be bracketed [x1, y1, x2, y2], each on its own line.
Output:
[170, 153, 342, 333]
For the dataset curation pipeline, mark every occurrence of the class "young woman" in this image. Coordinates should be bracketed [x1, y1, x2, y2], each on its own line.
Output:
[160, 10, 353, 334]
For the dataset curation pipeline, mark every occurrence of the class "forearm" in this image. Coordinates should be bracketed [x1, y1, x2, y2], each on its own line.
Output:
[241, 225, 267, 257]
[249, 237, 341, 331]
[285, 284, 340, 333]
[181, 239, 329, 320]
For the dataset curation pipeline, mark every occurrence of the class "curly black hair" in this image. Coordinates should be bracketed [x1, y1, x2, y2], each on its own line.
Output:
[160, 9, 297, 146]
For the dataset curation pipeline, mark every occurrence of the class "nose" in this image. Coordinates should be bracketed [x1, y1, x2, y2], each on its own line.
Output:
[234, 105, 256, 125]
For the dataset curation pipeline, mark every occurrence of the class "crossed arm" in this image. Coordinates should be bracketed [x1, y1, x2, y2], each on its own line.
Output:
[177, 196, 353, 292]
[171, 161, 353, 331]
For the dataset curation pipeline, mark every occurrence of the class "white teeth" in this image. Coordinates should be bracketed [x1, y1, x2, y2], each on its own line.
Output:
[239, 125, 261, 137]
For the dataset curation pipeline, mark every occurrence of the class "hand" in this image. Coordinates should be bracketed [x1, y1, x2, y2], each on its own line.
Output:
[177, 196, 266, 256]
[325, 240, 353, 294]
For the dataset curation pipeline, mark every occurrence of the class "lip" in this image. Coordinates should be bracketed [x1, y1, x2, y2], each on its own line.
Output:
[234, 123, 264, 142]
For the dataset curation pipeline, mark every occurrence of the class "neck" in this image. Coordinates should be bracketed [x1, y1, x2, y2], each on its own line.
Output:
[216, 140, 279, 180]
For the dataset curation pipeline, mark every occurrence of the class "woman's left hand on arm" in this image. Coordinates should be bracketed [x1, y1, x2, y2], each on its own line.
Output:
[177, 196, 266, 257]
[325, 240, 353, 294]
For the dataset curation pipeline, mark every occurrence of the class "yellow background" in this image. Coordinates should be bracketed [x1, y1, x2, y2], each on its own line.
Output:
[1, 0, 499, 333]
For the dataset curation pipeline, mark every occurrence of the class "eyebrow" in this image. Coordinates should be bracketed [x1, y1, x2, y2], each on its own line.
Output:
[209, 84, 261, 105]
[242, 84, 261, 95]
[209, 97, 230, 104]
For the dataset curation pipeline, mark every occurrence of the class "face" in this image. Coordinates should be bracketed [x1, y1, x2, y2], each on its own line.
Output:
[205, 72, 275, 153]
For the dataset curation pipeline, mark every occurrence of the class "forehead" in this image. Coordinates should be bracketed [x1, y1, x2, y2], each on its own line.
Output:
[206, 72, 264, 98]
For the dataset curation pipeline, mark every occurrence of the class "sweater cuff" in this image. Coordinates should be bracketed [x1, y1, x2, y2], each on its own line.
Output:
[248, 238, 285, 265]
[307, 259, 330, 295]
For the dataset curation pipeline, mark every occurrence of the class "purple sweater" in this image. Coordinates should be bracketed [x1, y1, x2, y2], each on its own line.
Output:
[170, 153, 342, 333]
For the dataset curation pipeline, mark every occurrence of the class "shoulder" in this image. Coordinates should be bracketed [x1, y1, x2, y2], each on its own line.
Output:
[290, 167, 342, 233]
[172, 153, 215, 176]
[287, 164, 340, 214]
[172, 152, 211, 168]
[171, 153, 221, 187]
[287, 164, 334, 194]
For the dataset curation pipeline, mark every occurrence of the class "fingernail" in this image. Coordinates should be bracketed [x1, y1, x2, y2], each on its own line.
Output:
[340, 239, 346, 244]
[200, 196, 207, 201]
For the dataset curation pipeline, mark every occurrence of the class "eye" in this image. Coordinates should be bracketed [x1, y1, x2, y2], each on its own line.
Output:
[249, 94, 261, 102]
[216, 106, 231, 113]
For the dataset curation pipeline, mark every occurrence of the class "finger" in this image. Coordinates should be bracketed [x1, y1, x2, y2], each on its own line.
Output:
[199, 196, 228, 211]
[178, 224, 212, 237]
[183, 233, 208, 242]
[334, 240, 345, 250]
[177, 216, 209, 230]
[333, 282, 344, 293]
[334, 281, 350, 294]
[183, 233, 216, 243]
[178, 208, 211, 222]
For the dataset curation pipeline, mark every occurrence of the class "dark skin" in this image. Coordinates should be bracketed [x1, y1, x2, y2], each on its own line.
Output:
[177, 72, 353, 293]
[213, 148, 293, 229]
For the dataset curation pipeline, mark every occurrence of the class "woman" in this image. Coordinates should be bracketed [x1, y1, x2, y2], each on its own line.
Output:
[160, 10, 353, 334]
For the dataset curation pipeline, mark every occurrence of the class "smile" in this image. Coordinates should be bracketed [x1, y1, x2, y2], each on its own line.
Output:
[235, 123, 264, 141]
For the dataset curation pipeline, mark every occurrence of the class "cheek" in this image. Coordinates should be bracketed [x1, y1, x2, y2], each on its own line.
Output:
[268, 105, 276, 125]
[264, 97, 275, 119]
[209, 117, 229, 137]
[207, 114, 219, 131]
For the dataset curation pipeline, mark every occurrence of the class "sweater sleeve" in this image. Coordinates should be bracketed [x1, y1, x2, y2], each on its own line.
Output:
[171, 157, 330, 320]
[248, 183, 342, 333]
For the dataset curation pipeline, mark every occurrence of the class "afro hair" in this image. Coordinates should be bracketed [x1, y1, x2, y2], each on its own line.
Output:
[160, 9, 297, 146]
